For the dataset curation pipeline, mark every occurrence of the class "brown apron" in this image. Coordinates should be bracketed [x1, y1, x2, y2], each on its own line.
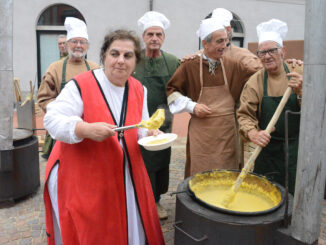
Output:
[186, 55, 237, 177]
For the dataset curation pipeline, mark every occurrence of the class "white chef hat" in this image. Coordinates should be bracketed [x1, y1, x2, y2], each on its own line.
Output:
[196, 17, 226, 40]
[64, 17, 88, 41]
[138, 11, 170, 32]
[211, 8, 233, 27]
[256, 19, 288, 47]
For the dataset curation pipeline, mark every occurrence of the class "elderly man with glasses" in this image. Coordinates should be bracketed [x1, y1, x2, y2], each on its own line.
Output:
[237, 19, 303, 195]
[38, 17, 99, 159]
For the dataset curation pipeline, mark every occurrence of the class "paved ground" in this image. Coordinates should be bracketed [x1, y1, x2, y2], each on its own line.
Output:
[1, 135, 326, 244]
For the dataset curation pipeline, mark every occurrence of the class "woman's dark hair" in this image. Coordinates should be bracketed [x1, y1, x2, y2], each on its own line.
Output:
[100, 29, 141, 65]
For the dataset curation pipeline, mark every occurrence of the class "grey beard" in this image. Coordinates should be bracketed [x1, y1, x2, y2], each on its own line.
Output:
[68, 49, 87, 59]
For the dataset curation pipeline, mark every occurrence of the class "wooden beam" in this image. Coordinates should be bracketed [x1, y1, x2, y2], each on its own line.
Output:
[291, 0, 326, 243]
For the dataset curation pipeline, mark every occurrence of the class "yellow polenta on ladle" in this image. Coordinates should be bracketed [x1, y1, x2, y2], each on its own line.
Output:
[113, 109, 165, 131]
[222, 87, 293, 208]
[139, 109, 165, 130]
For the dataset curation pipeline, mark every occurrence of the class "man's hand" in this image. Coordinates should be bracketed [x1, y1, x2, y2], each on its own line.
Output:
[285, 58, 303, 68]
[248, 128, 271, 147]
[181, 50, 202, 63]
[287, 72, 303, 96]
[193, 103, 212, 118]
[75, 122, 117, 142]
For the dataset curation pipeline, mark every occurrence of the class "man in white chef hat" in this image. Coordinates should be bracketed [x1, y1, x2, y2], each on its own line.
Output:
[182, 8, 262, 72]
[237, 19, 303, 195]
[38, 17, 98, 113]
[133, 11, 180, 220]
[210, 8, 263, 71]
[211, 8, 233, 39]
[38, 17, 99, 244]
[166, 17, 257, 179]
[38, 17, 98, 158]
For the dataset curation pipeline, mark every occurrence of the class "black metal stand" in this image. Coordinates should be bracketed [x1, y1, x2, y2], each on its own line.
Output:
[283, 110, 301, 227]
[273, 110, 317, 244]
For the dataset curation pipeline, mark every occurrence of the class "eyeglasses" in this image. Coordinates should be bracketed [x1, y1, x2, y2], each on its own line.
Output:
[257, 48, 280, 58]
[69, 39, 88, 45]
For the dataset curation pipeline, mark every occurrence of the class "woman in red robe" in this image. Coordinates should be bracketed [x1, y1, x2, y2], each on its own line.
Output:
[43, 29, 165, 245]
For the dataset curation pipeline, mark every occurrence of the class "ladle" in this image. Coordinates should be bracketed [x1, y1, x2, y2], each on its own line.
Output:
[113, 108, 165, 132]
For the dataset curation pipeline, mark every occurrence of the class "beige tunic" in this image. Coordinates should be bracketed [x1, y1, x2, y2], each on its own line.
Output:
[237, 65, 303, 141]
[37, 58, 99, 112]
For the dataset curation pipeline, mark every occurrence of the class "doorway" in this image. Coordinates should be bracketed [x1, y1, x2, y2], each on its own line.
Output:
[36, 4, 85, 87]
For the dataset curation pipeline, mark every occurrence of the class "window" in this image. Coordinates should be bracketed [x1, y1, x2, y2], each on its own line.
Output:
[231, 14, 245, 47]
[37, 4, 85, 26]
[36, 4, 85, 87]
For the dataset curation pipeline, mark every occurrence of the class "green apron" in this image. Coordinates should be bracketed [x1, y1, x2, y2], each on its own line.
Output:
[254, 63, 300, 194]
[42, 57, 91, 158]
[133, 50, 179, 172]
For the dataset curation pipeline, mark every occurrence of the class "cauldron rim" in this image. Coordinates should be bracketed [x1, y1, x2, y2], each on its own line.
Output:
[13, 128, 33, 142]
[187, 169, 285, 216]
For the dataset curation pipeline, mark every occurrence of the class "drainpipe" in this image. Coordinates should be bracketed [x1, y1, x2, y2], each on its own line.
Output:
[149, 0, 153, 11]
[0, 0, 13, 151]
[0, 0, 14, 171]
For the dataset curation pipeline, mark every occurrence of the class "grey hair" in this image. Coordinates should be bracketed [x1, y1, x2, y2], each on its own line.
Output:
[143, 28, 165, 36]
[58, 34, 66, 40]
[204, 28, 227, 43]
[204, 33, 213, 43]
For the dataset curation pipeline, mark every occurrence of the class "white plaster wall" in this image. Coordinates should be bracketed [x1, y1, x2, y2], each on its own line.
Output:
[13, 0, 305, 92]
[156, 0, 305, 58]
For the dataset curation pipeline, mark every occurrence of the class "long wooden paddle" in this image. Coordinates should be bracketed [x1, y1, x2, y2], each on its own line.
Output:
[222, 87, 293, 207]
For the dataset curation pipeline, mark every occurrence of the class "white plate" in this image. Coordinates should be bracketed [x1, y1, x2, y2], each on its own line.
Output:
[138, 133, 178, 151]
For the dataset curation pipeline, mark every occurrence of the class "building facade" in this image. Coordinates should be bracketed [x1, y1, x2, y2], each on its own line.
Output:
[12, 0, 305, 92]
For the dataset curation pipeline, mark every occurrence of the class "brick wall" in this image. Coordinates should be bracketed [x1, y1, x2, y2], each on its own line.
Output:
[248, 40, 304, 60]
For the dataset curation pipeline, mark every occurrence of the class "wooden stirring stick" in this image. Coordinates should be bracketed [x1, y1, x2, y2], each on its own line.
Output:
[222, 87, 293, 207]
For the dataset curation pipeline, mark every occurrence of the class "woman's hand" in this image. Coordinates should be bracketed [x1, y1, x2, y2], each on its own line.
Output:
[147, 129, 163, 136]
[248, 128, 271, 147]
[287, 72, 303, 96]
[75, 122, 117, 142]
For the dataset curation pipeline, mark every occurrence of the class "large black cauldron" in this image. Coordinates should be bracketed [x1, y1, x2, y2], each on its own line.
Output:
[0, 129, 40, 202]
[174, 176, 293, 245]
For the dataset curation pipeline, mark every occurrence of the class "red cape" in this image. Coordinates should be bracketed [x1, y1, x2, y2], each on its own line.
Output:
[44, 71, 165, 245]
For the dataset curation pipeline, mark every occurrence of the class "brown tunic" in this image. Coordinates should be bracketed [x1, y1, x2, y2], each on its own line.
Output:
[225, 44, 263, 71]
[166, 55, 257, 103]
[37, 58, 99, 112]
[166, 55, 258, 176]
[237, 65, 303, 141]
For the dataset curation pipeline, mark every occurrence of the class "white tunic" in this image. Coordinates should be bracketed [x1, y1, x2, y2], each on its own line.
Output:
[44, 68, 148, 245]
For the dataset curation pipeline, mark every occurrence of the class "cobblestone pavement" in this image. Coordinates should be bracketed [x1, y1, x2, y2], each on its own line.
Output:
[0, 137, 325, 244]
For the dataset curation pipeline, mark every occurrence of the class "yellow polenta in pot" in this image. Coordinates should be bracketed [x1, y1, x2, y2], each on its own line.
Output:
[188, 170, 282, 214]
